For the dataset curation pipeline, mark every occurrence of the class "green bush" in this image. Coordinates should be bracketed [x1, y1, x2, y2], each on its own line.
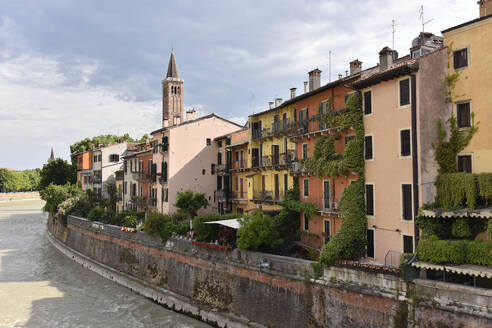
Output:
[143, 212, 177, 242]
[192, 213, 221, 242]
[417, 236, 492, 267]
[416, 217, 451, 239]
[40, 183, 83, 217]
[174, 190, 208, 217]
[451, 218, 472, 238]
[171, 211, 190, 223]
[87, 206, 105, 222]
[174, 222, 190, 236]
[237, 211, 282, 251]
[488, 219, 492, 241]
[124, 215, 138, 228]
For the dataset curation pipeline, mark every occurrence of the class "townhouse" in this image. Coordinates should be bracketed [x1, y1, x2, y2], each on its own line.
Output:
[352, 33, 448, 264]
[76, 150, 93, 191]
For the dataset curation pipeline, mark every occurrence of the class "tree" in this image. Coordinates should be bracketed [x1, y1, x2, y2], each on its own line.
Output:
[237, 211, 282, 251]
[174, 190, 209, 217]
[105, 182, 118, 214]
[40, 183, 83, 217]
[39, 158, 76, 190]
[0, 168, 41, 192]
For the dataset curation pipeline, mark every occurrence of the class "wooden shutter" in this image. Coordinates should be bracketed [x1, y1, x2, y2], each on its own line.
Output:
[399, 79, 410, 106]
[365, 184, 374, 216]
[400, 130, 411, 156]
[364, 91, 372, 115]
[364, 136, 373, 159]
[367, 230, 374, 258]
[403, 235, 414, 253]
[402, 184, 412, 220]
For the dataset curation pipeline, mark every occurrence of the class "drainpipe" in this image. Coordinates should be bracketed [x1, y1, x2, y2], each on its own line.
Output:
[411, 74, 420, 249]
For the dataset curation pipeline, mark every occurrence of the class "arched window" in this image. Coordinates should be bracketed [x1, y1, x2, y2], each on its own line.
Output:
[177, 86, 180, 94]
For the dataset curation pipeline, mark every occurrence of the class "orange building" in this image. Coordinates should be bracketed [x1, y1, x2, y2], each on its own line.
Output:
[290, 64, 364, 249]
[76, 151, 93, 191]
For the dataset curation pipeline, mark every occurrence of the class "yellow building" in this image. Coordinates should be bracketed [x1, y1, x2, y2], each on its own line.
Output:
[442, 8, 492, 173]
[248, 99, 297, 213]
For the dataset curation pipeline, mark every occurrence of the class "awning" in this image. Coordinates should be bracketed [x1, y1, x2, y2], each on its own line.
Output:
[204, 219, 242, 229]
[412, 261, 492, 278]
[421, 208, 492, 219]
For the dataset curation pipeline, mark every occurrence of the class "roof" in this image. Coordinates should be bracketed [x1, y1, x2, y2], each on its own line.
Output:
[213, 128, 245, 141]
[412, 262, 492, 278]
[204, 219, 242, 229]
[442, 13, 492, 34]
[353, 59, 419, 89]
[122, 149, 152, 159]
[420, 208, 492, 219]
[227, 140, 249, 148]
[150, 113, 243, 135]
[249, 73, 362, 118]
[166, 50, 179, 78]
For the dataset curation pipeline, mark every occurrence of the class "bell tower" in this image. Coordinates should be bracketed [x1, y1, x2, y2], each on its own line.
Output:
[162, 50, 184, 127]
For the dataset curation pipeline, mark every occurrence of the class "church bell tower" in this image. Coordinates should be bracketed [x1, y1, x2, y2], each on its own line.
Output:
[162, 50, 184, 127]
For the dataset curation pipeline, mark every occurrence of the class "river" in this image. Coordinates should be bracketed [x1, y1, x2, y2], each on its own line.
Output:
[0, 199, 211, 328]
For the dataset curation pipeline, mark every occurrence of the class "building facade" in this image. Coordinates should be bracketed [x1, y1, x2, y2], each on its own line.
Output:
[76, 151, 93, 191]
[353, 35, 448, 265]
[228, 128, 253, 214]
[442, 11, 492, 174]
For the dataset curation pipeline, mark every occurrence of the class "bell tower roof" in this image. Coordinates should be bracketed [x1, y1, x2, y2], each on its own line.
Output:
[166, 50, 179, 79]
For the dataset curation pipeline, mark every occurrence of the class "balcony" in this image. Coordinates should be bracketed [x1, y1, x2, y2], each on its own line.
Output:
[159, 176, 168, 184]
[133, 172, 151, 181]
[216, 164, 229, 174]
[215, 189, 230, 202]
[251, 157, 260, 169]
[261, 155, 271, 167]
[252, 129, 262, 140]
[231, 191, 247, 200]
[232, 160, 246, 170]
[290, 161, 306, 175]
[280, 150, 297, 166]
[303, 196, 339, 216]
[252, 190, 284, 203]
[160, 143, 169, 153]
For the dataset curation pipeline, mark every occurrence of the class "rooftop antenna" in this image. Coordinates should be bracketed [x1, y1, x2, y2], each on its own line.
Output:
[392, 19, 396, 50]
[419, 5, 433, 33]
[328, 50, 332, 82]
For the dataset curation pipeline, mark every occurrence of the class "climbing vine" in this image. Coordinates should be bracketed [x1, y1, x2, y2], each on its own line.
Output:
[300, 93, 367, 265]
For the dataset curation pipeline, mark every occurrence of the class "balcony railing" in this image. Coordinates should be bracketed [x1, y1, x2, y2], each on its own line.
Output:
[159, 176, 168, 184]
[289, 161, 306, 174]
[132, 172, 151, 181]
[251, 157, 260, 168]
[232, 160, 246, 170]
[252, 129, 262, 140]
[271, 119, 293, 136]
[303, 196, 339, 214]
[252, 190, 284, 202]
[215, 189, 230, 202]
[281, 150, 297, 165]
[231, 191, 247, 200]
[216, 164, 229, 174]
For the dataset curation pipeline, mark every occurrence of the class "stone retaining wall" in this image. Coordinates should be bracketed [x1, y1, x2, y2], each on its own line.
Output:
[48, 215, 492, 328]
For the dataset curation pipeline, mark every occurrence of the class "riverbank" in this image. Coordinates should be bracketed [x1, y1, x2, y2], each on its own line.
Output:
[48, 215, 492, 328]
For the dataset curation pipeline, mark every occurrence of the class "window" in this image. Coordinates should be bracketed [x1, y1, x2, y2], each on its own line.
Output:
[206, 138, 211, 146]
[93, 155, 97, 162]
[367, 230, 375, 258]
[218, 140, 222, 148]
[458, 155, 472, 173]
[403, 235, 414, 253]
[303, 179, 309, 197]
[399, 78, 410, 106]
[202, 169, 206, 175]
[237, 208, 244, 214]
[98, 154, 102, 161]
[303, 214, 309, 231]
[284, 174, 288, 196]
[235, 151, 239, 162]
[235, 176, 238, 191]
[302, 143, 308, 160]
[457, 102, 471, 128]
[365, 184, 374, 216]
[163, 188, 168, 202]
[124, 182, 127, 195]
[345, 135, 355, 145]
[217, 176, 222, 190]
[453, 48, 468, 69]
[109, 154, 119, 162]
[402, 184, 412, 220]
[400, 129, 411, 157]
[162, 136, 169, 152]
[218, 152, 222, 165]
[363, 90, 372, 115]
[324, 220, 331, 243]
[364, 136, 373, 160]
[211, 163, 215, 175]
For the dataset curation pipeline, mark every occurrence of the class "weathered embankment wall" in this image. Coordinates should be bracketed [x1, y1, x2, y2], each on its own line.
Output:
[48, 216, 492, 328]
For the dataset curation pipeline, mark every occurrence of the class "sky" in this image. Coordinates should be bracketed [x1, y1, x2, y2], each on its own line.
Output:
[0, 0, 477, 170]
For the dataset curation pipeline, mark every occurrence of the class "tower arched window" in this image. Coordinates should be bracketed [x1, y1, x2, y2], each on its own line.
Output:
[177, 86, 180, 94]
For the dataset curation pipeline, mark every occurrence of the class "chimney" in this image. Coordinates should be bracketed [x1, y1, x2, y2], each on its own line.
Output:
[304, 81, 308, 93]
[345, 70, 348, 77]
[268, 101, 274, 109]
[479, 0, 492, 17]
[379, 47, 394, 70]
[290, 88, 297, 99]
[275, 98, 283, 107]
[186, 109, 196, 121]
[349, 59, 362, 75]
[338, 74, 343, 79]
[308, 68, 321, 91]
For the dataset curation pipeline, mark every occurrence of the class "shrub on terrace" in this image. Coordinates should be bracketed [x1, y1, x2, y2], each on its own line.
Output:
[237, 211, 282, 251]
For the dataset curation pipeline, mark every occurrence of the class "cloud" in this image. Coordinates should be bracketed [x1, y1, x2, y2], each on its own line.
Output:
[0, 0, 478, 169]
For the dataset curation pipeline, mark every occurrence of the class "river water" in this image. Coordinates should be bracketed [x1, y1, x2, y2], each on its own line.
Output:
[0, 199, 211, 328]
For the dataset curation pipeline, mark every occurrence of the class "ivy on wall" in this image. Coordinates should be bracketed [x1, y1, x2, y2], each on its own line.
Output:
[299, 93, 367, 265]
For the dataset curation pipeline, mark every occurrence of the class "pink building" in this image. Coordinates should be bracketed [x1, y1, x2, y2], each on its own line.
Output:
[353, 34, 449, 265]
[149, 51, 242, 215]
